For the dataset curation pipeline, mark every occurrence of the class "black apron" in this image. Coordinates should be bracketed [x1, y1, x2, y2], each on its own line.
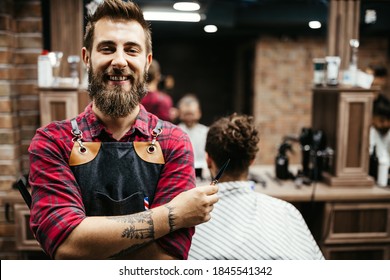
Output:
[69, 118, 165, 216]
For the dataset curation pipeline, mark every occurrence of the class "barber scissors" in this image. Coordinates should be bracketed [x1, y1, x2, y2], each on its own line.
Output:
[211, 158, 230, 185]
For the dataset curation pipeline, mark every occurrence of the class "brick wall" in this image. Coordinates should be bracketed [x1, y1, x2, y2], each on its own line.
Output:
[0, 0, 42, 190]
[253, 36, 389, 165]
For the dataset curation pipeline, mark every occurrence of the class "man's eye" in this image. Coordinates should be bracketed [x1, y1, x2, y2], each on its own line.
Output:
[100, 47, 114, 53]
[126, 48, 139, 54]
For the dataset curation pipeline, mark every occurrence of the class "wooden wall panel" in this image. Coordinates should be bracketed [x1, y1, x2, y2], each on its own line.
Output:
[327, 0, 360, 70]
[50, 0, 83, 78]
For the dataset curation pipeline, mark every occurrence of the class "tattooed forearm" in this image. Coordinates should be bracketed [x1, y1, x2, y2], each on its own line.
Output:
[164, 205, 176, 232]
[121, 224, 153, 239]
[106, 210, 155, 240]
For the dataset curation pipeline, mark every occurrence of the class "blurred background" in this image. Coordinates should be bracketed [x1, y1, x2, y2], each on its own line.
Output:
[1, 0, 390, 261]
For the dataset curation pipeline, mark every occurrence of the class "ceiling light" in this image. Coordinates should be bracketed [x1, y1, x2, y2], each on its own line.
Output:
[204, 25, 218, 33]
[365, 9, 376, 24]
[308, 21, 321, 29]
[173, 2, 200, 11]
[143, 11, 201, 22]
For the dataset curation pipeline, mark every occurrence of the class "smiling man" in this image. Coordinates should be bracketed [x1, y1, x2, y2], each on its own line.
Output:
[28, 0, 219, 260]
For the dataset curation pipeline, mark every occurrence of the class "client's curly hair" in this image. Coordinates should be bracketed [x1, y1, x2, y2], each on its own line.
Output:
[206, 113, 260, 177]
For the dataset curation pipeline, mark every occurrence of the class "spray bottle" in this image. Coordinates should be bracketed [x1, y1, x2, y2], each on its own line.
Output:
[275, 141, 293, 180]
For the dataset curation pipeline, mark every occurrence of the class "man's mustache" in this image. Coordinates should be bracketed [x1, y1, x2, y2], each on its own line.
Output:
[105, 67, 135, 77]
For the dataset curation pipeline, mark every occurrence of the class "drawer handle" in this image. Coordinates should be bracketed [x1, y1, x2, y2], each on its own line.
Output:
[5, 203, 14, 223]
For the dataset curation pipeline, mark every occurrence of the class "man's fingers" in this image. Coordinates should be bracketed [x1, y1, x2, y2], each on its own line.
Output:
[207, 193, 219, 205]
[200, 184, 218, 195]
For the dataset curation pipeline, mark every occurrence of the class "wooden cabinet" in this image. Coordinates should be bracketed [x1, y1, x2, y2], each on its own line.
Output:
[320, 201, 390, 259]
[14, 204, 41, 251]
[250, 165, 390, 260]
[323, 202, 390, 242]
[312, 86, 376, 187]
[39, 87, 90, 126]
[0, 190, 47, 259]
[322, 244, 390, 260]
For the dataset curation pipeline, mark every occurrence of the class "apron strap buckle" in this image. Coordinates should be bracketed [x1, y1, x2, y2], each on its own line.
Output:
[148, 119, 163, 154]
[70, 118, 87, 154]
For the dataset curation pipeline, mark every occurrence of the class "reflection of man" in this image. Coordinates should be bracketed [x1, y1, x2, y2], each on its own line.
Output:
[177, 94, 209, 180]
[189, 114, 324, 260]
[366, 64, 388, 97]
[141, 59, 177, 122]
[369, 94, 390, 185]
[28, 0, 218, 260]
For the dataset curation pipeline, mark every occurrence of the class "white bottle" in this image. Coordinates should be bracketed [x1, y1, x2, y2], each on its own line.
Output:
[38, 50, 53, 87]
[377, 159, 389, 187]
[325, 56, 340, 86]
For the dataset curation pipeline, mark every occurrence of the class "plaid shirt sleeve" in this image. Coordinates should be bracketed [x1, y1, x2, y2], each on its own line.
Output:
[28, 122, 86, 259]
[151, 123, 196, 259]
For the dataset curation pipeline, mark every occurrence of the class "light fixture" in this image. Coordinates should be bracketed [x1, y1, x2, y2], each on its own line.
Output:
[308, 21, 321, 29]
[173, 2, 200, 12]
[204, 25, 218, 33]
[365, 9, 376, 24]
[143, 11, 201, 22]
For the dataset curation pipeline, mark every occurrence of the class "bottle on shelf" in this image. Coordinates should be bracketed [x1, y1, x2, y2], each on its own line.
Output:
[37, 50, 53, 87]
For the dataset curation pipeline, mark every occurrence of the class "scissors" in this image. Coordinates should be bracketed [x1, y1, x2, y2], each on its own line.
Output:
[211, 158, 230, 185]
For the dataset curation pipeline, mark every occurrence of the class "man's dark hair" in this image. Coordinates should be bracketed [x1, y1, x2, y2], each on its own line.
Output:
[205, 114, 260, 177]
[373, 94, 390, 119]
[146, 59, 160, 83]
[84, 0, 152, 54]
[368, 65, 388, 77]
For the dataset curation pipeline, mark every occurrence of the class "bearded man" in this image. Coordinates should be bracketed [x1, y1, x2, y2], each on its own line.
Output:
[28, 0, 218, 260]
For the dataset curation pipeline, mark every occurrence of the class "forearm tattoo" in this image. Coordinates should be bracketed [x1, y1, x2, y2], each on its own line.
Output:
[107, 210, 154, 258]
[107, 210, 154, 240]
[164, 205, 176, 233]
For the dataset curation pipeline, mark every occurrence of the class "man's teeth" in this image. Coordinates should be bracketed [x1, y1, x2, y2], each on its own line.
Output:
[109, 76, 128, 81]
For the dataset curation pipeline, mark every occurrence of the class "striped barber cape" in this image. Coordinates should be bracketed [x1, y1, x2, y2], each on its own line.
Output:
[188, 181, 324, 260]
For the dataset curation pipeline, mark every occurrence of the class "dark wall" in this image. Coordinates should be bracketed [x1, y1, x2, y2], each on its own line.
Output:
[152, 37, 242, 126]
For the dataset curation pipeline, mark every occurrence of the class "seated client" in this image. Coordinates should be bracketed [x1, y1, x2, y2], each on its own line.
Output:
[189, 113, 324, 260]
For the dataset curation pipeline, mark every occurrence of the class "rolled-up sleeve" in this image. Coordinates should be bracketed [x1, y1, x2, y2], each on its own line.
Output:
[29, 127, 86, 258]
[152, 126, 196, 259]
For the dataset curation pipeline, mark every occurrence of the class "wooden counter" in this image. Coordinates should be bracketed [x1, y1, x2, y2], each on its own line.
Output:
[250, 165, 390, 202]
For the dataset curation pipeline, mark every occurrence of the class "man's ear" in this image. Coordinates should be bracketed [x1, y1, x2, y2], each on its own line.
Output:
[82, 47, 90, 69]
[205, 152, 212, 169]
[146, 53, 153, 72]
[205, 152, 217, 178]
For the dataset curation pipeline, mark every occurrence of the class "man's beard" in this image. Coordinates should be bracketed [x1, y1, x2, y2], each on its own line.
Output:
[88, 64, 148, 118]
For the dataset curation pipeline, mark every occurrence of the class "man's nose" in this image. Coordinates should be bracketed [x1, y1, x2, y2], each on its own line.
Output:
[111, 50, 127, 69]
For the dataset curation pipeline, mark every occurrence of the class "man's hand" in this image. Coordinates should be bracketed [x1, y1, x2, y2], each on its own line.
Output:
[165, 184, 219, 230]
